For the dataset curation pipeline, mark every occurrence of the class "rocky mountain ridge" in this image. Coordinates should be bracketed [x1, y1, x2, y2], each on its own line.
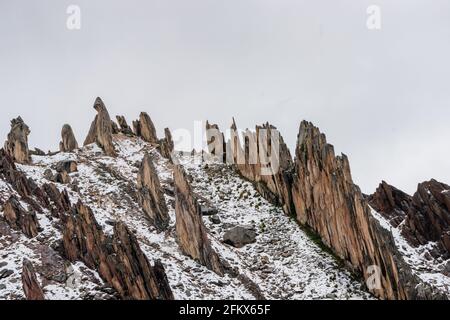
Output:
[0, 97, 449, 300]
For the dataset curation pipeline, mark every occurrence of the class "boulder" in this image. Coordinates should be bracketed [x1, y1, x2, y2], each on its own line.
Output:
[59, 124, 78, 152]
[223, 227, 257, 248]
[4, 117, 31, 164]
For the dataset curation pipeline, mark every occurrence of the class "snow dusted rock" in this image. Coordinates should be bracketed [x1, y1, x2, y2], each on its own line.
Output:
[368, 181, 411, 227]
[62, 200, 173, 300]
[21, 259, 45, 300]
[291, 121, 430, 300]
[137, 153, 170, 230]
[402, 179, 450, 256]
[133, 112, 158, 144]
[59, 124, 78, 152]
[55, 160, 78, 174]
[206, 121, 226, 162]
[4, 117, 31, 164]
[174, 165, 225, 276]
[158, 128, 174, 160]
[3, 195, 40, 238]
[223, 226, 257, 248]
[116, 115, 134, 136]
[84, 97, 117, 157]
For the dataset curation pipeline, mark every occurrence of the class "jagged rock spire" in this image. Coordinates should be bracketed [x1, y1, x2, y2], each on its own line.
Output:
[62, 200, 174, 300]
[158, 128, 174, 160]
[3, 195, 40, 238]
[291, 120, 421, 299]
[84, 97, 117, 157]
[402, 179, 450, 256]
[368, 181, 411, 227]
[133, 112, 158, 144]
[4, 116, 31, 164]
[59, 124, 78, 152]
[173, 165, 224, 276]
[22, 259, 45, 300]
[116, 115, 134, 136]
[137, 153, 170, 230]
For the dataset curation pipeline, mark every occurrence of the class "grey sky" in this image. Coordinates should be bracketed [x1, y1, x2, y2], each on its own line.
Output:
[1, 0, 450, 194]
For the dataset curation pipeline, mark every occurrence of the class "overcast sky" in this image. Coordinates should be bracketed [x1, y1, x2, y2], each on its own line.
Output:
[1, 0, 450, 194]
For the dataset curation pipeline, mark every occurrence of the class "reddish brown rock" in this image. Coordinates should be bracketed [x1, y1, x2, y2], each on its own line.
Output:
[4, 117, 31, 164]
[3, 195, 40, 238]
[214, 119, 294, 215]
[402, 180, 450, 256]
[158, 128, 174, 160]
[59, 124, 79, 152]
[62, 201, 173, 299]
[137, 153, 170, 230]
[133, 112, 158, 144]
[368, 181, 411, 227]
[173, 165, 224, 276]
[22, 259, 45, 300]
[84, 97, 117, 157]
[290, 121, 428, 299]
[205, 121, 226, 162]
[116, 115, 134, 136]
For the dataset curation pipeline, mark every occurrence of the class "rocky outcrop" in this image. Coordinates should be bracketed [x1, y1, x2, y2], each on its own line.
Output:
[368, 181, 411, 227]
[60, 124, 79, 152]
[84, 97, 117, 157]
[137, 153, 170, 230]
[62, 201, 173, 299]
[213, 119, 295, 215]
[402, 180, 450, 257]
[116, 116, 134, 136]
[22, 259, 45, 300]
[3, 195, 40, 238]
[206, 121, 226, 162]
[158, 128, 174, 160]
[173, 165, 224, 276]
[4, 117, 31, 164]
[133, 112, 158, 144]
[290, 121, 432, 300]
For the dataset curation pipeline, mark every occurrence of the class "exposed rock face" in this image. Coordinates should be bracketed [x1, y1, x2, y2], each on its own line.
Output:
[402, 180, 450, 256]
[84, 97, 117, 157]
[62, 201, 173, 300]
[158, 128, 174, 160]
[133, 112, 158, 144]
[55, 160, 78, 174]
[22, 259, 45, 300]
[59, 124, 78, 152]
[4, 117, 31, 164]
[3, 195, 40, 238]
[173, 165, 224, 276]
[223, 227, 257, 248]
[137, 153, 170, 230]
[368, 181, 411, 227]
[217, 119, 295, 215]
[116, 116, 134, 136]
[206, 121, 226, 162]
[290, 121, 428, 300]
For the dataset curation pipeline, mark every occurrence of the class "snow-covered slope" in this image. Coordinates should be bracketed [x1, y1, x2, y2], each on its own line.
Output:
[0, 135, 372, 300]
